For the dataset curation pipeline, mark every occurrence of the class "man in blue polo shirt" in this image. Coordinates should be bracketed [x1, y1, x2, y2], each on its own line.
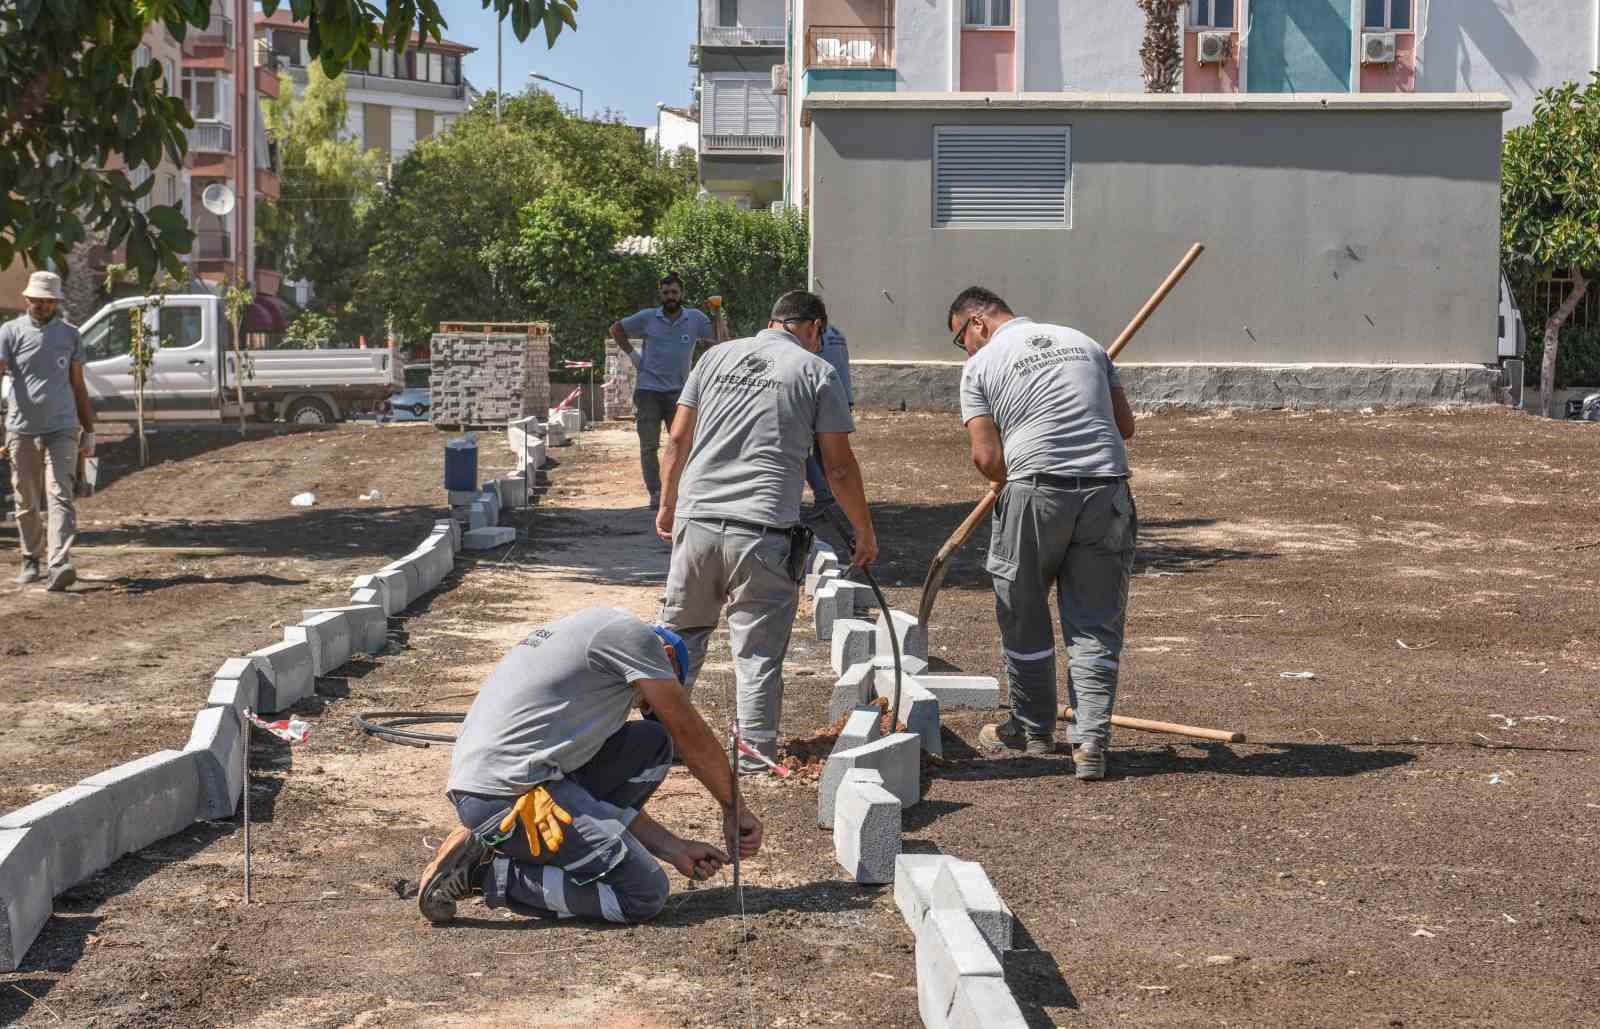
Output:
[610, 273, 728, 510]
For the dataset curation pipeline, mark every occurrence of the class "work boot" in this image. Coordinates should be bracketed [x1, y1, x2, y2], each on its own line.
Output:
[15, 559, 41, 585]
[979, 719, 1057, 756]
[45, 562, 75, 592]
[1072, 741, 1108, 781]
[418, 826, 487, 924]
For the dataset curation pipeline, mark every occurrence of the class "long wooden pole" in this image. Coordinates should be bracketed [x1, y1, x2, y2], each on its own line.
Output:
[1060, 705, 1246, 744]
[915, 244, 1205, 627]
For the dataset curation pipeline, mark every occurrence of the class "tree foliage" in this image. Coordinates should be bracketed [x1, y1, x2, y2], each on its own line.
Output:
[262, 64, 382, 332]
[652, 199, 810, 338]
[2, 0, 576, 287]
[1502, 73, 1600, 415]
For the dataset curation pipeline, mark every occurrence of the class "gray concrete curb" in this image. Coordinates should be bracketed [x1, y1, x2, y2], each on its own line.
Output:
[0, 511, 464, 971]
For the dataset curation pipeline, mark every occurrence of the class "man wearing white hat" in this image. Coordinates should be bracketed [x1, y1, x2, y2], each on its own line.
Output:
[0, 271, 95, 590]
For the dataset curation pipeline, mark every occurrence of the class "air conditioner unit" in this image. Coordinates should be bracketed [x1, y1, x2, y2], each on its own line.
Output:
[771, 63, 788, 94]
[689, 44, 700, 67]
[1197, 30, 1230, 64]
[1362, 32, 1397, 64]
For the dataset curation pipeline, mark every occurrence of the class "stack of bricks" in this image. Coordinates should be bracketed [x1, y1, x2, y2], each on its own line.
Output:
[603, 339, 638, 421]
[430, 325, 552, 427]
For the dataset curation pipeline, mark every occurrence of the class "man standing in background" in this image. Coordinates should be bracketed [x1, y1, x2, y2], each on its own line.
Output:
[804, 320, 852, 525]
[0, 271, 95, 591]
[610, 273, 728, 510]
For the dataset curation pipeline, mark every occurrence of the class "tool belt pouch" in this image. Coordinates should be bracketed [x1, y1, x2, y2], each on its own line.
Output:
[785, 525, 815, 584]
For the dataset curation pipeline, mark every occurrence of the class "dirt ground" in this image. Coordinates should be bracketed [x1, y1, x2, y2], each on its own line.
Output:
[2, 408, 1598, 1028]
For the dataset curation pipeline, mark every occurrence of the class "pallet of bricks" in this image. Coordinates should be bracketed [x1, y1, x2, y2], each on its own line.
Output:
[431, 322, 552, 428]
[603, 338, 638, 421]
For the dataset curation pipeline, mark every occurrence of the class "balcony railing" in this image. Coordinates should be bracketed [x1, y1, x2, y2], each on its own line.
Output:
[194, 231, 232, 261]
[700, 24, 785, 46]
[186, 122, 234, 154]
[703, 133, 784, 153]
[190, 12, 234, 47]
[286, 66, 466, 101]
[805, 25, 895, 68]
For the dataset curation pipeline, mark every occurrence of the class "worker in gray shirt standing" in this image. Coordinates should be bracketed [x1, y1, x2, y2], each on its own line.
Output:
[655, 291, 877, 772]
[949, 286, 1137, 781]
[418, 607, 762, 925]
[610, 272, 728, 510]
[0, 272, 96, 591]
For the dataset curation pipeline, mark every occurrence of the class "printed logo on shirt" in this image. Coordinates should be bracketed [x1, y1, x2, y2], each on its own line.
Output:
[1025, 334, 1056, 351]
[1011, 340, 1092, 376]
[523, 628, 555, 649]
[55, 355, 69, 369]
[709, 353, 781, 393]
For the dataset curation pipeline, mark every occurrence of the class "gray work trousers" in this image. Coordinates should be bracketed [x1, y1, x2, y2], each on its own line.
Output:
[659, 517, 800, 769]
[634, 389, 679, 496]
[987, 477, 1137, 746]
[8, 428, 79, 569]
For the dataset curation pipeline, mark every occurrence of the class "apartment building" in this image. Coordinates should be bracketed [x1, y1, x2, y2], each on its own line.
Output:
[181, 0, 284, 323]
[784, 0, 1600, 204]
[694, 0, 788, 208]
[256, 10, 475, 168]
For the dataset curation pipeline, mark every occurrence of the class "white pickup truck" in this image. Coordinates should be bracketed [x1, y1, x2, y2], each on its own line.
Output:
[78, 293, 402, 425]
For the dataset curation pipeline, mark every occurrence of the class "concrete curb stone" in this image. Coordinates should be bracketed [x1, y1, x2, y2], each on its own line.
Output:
[874, 669, 943, 756]
[947, 975, 1028, 1029]
[247, 638, 314, 713]
[354, 569, 408, 616]
[285, 610, 352, 677]
[834, 770, 901, 884]
[381, 559, 423, 608]
[0, 786, 118, 899]
[185, 706, 243, 820]
[916, 909, 1004, 1029]
[830, 617, 876, 675]
[817, 731, 920, 827]
[827, 662, 876, 723]
[304, 604, 387, 657]
[0, 828, 51, 971]
[205, 657, 261, 717]
[877, 609, 930, 662]
[80, 750, 203, 860]
[463, 526, 517, 550]
[930, 859, 1015, 956]
[916, 674, 1000, 710]
[895, 853, 952, 933]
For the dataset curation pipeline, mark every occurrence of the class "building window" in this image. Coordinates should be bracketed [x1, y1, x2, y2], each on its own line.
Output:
[934, 126, 1070, 228]
[718, 0, 737, 27]
[704, 75, 782, 139]
[963, 0, 1012, 27]
[182, 69, 228, 122]
[134, 45, 152, 70]
[1364, 0, 1411, 30]
[442, 54, 460, 85]
[164, 58, 177, 95]
[1190, 0, 1235, 29]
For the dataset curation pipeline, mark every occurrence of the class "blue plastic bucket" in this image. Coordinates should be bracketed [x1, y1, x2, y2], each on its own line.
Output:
[444, 436, 478, 492]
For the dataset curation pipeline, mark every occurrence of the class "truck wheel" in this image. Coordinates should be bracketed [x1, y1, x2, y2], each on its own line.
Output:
[411, 403, 428, 417]
[285, 398, 336, 425]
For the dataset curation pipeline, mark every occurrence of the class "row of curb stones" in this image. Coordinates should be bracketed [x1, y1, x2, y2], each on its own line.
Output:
[806, 541, 1028, 1026]
[0, 516, 471, 971]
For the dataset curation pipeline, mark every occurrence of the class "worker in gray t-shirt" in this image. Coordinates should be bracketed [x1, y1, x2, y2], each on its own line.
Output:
[950, 286, 1137, 782]
[654, 290, 878, 772]
[0, 271, 96, 591]
[418, 607, 763, 926]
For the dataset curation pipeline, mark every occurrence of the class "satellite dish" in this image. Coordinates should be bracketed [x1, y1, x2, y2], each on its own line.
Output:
[201, 183, 236, 217]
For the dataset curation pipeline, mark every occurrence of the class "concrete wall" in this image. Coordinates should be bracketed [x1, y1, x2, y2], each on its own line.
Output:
[895, 0, 953, 90]
[1414, 0, 1600, 129]
[806, 93, 1507, 373]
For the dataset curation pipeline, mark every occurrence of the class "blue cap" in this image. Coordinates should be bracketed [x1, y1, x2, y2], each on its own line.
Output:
[651, 625, 689, 685]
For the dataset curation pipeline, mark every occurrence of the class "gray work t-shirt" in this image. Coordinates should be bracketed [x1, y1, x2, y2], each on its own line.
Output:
[447, 608, 676, 797]
[675, 328, 854, 528]
[619, 306, 714, 393]
[959, 317, 1129, 479]
[0, 314, 82, 435]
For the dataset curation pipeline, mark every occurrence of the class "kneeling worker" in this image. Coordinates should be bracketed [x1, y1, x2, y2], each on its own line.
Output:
[418, 607, 763, 924]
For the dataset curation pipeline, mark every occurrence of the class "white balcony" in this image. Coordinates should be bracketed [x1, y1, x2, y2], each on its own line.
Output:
[287, 66, 467, 102]
[700, 24, 785, 46]
[702, 133, 784, 153]
[186, 122, 234, 154]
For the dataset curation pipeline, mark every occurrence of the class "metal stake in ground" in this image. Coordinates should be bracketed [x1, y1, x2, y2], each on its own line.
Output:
[240, 707, 252, 904]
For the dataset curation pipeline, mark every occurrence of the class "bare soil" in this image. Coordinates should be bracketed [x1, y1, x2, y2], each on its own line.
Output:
[3, 409, 1598, 1028]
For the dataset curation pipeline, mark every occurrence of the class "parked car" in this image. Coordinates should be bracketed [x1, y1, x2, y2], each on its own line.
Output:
[379, 364, 431, 422]
[78, 294, 402, 425]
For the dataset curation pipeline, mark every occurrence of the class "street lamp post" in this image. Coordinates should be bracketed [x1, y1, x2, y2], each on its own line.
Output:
[655, 102, 665, 166]
[528, 72, 584, 118]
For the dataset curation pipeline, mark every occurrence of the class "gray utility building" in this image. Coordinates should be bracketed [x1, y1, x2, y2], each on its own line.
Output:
[804, 91, 1513, 410]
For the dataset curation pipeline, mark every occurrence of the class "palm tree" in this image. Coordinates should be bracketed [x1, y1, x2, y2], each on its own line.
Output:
[1138, 0, 1186, 93]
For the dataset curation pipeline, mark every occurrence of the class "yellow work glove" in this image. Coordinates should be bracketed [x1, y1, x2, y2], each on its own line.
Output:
[499, 785, 573, 858]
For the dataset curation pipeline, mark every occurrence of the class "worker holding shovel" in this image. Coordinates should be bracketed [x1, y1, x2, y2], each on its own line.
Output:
[949, 287, 1137, 780]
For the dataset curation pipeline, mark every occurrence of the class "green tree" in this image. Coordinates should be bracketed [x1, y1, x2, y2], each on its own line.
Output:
[2, 0, 576, 286]
[263, 64, 383, 331]
[1502, 74, 1600, 416]
[361, 116, 556, 342]
[285, 309, 338, 350]
[652, 200, 810, 338]
[514, 185, 653, 367]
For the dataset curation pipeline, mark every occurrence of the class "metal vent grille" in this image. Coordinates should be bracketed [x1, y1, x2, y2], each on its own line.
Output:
[934, 126, 1071, 227]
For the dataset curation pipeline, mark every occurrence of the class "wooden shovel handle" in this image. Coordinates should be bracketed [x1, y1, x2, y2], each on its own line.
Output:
[1105, 243, 1205, 361]
[1060, 705, 1246, 744]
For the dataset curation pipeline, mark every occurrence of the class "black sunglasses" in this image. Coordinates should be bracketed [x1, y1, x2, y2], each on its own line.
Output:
[951, 315, 974, 352]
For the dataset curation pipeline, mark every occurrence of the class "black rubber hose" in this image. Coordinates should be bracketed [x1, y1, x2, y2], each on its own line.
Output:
[355, 711, 465, 747]
[821, 509, 904, 723]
